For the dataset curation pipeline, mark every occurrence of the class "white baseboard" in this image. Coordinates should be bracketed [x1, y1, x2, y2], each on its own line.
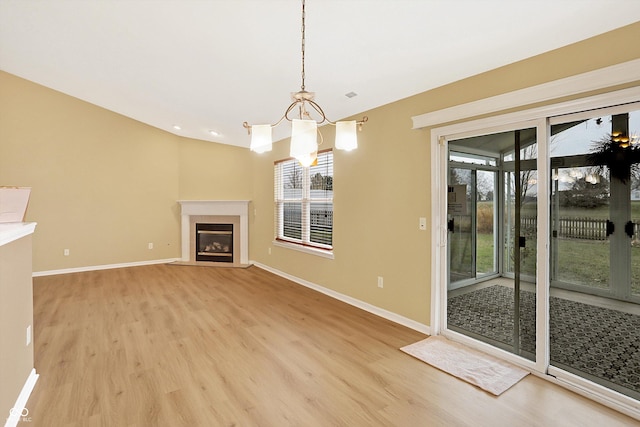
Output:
[251, 261, 430, 335]
[4, 369, 38, 427]
[542, 368, 640, 422]
[32, 258, 180, 277]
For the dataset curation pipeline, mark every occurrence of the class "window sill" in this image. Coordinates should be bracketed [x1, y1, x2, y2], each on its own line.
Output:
[272, 240, 334, 259]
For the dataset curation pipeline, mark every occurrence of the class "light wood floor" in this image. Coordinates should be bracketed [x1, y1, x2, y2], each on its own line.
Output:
[26, 264, 637, 426]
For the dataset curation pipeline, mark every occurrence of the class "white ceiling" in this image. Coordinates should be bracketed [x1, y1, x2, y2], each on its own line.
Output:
[1, 1, 639, 148]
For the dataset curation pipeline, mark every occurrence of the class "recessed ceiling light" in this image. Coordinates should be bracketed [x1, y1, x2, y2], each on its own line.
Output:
[173, 125, 182, 130]
[209, 130, 220, 137]
[345, 91, 358, 98]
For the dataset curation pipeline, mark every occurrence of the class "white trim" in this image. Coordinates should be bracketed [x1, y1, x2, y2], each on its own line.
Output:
[430, 136, 446, 336]
[32, 258, 179, 277]
[4, 369, 38, 427]
[546, 367, 640, 421]
[412, 59, 640, 129]
[427, 86, 640, 141]
[534, 118, 551, 374]
[251, 261, 430, 334]
[178, 200, 250, 265]
[549, 100, 640, 125]
[272, 240, 335, 259]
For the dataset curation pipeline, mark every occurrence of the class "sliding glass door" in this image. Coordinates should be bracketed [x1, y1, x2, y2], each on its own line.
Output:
[447, 127, 537, 361]
[549, 107, 640, 399]
[439, 101, 640, 407]
[550, 110, 640, 302]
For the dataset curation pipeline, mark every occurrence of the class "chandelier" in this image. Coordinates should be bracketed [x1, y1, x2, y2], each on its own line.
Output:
[242, 0, 367, 166]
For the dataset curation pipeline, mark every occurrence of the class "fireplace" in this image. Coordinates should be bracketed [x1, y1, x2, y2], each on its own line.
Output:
[196, 223, 233, 262]
[178, 200, 250, 266]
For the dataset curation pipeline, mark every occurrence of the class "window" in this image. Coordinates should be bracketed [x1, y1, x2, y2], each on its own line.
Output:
[274, 150, 333, 252]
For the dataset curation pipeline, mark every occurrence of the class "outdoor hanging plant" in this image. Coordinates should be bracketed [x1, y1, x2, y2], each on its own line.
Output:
[588, 133, 640, 183]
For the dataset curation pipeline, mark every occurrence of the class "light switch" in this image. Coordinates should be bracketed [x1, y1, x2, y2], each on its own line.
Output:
[419, 217, 427, 230]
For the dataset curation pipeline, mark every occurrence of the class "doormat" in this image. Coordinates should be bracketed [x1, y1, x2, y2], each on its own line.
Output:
[401, 335, 529, 395]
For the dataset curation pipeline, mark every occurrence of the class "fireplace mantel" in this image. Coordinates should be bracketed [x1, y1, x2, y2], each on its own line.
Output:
[178, 200, 250, 265]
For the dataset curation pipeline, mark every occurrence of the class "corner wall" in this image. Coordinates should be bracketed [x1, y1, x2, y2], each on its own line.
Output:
[0, 71, 253, 273]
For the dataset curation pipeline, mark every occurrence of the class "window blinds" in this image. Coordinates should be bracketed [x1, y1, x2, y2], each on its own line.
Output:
[274, 150, 333, 249]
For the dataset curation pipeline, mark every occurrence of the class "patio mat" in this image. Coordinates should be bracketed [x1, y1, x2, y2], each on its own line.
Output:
[401, 335, 529, 395]
[447, 285, 640, 397]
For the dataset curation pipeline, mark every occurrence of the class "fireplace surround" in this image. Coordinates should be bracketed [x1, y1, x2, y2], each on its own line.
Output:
[196, 223, 233, 262]
[178, 200, 250, 266]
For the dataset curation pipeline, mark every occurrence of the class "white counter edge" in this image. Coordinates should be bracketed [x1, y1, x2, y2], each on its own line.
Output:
[0, 222, 37, 247]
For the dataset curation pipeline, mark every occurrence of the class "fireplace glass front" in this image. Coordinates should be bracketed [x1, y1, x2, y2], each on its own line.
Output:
[195, 223, 233, 263]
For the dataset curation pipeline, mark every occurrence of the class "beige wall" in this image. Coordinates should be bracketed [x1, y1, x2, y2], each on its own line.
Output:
[0, 71, 252, 272]
[249, 103, 433, 323]
[1, 23, 639, 326]
[249, 22, 640, 326]
[178, 137, 253, 201]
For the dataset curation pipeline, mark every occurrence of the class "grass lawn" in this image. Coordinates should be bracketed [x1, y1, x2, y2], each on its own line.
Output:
[479, 200, 640, 220]
[455, 200, 640, 295]
[475, 232, 640, 295]
[555, 238, 640, 294]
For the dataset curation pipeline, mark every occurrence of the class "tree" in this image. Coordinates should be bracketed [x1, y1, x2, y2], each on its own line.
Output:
[310, 173, 332, 190]
[286, 167, 302, 189]
[559, 174, 609, 208]
[476, 172, 494, 201]
[589, 134, 640, 184]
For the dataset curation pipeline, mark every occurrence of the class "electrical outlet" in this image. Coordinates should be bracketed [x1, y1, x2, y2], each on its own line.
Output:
[26, 325, 31, 346]
[419, 217, 427, 230]
[377, 276, 384, 288]
[268, 247, 272, 255]
[63, 248, 70, 256]
[148, 242, 154, 250]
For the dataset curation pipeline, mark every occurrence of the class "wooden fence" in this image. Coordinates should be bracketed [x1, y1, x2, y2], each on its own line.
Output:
[522, 216, 640, 241]
[558, 217, 608, 240]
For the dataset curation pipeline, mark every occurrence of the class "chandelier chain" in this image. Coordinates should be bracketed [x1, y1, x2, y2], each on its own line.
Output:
[300, 0, 306, 92]
[243, 0, 367, 149]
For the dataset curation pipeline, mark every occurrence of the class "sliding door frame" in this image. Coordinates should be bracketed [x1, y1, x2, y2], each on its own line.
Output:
[428, 85, 640, 419]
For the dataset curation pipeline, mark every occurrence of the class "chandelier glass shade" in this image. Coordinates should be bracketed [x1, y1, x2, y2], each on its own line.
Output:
[290, 119, 318, 167]
[243, 0, 366, 164]
[335, 120, 357, 151]
[249, 124, 273, 153]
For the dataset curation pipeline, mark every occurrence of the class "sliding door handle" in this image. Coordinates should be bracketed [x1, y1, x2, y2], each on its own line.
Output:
[606, 220, 615, 237]
[447, 218, 455, 233]
[625, 221, 635, 239]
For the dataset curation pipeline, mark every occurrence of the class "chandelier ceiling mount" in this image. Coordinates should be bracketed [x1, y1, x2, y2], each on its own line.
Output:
[242, 0, 367, 166]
